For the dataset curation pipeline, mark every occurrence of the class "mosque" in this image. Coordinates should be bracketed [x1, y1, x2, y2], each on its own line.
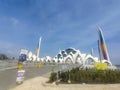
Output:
[43, 48, 99, 64]
[26, 27, 116, 69]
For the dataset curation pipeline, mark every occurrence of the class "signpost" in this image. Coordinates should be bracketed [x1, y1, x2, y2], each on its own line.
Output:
[16, 49, 28, 84]
[16, 70, 25, 84]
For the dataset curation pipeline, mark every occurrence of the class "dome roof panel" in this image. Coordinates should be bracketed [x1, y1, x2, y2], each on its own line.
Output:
[65, 48, 77, 54]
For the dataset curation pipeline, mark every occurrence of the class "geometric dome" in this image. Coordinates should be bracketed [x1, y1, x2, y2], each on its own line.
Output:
[57, 48, 77, 59]
[54, 47, 99, 64]
[64, 48, 77, 54]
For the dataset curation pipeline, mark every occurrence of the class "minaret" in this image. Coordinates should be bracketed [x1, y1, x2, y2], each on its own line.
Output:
[36, 37, 42, 59]
[91, 48, 94, 56]
[98, 27, 111, 63]
[98, 40, 101, 62]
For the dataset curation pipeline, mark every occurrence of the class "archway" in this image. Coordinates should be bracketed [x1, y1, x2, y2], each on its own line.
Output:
[85, 57, 95, 65]
[65, 57, 73, 64]
[75, 55, 83, 64]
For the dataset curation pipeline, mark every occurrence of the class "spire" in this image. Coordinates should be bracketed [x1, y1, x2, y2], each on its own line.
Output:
[91, 48, 94, 56]
[98, 40, 102, 61]
[98, 27, 110, 61]
[36, 37, 42, 58]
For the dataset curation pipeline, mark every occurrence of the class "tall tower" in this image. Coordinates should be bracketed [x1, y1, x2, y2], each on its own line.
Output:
[98, 27, 112, 65]
[91, 48, 94, 56]
[36, 37, 42, 59]
[98, 40, 102, 61]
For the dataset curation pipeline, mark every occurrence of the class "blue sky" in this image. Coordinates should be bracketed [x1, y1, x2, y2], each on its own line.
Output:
[0, 0, 120, 64]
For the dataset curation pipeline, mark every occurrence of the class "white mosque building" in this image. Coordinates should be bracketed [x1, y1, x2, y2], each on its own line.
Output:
[53, 48, 98, 64]
[26, 47, 99, 65]
[25, 27, 117, 69]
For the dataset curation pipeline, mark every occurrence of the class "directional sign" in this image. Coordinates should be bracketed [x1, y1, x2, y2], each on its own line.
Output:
[19, 54, 27, 62]
[18, 49, 28, 62]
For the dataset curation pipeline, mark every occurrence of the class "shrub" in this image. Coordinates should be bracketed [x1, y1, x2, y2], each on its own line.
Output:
[49, 72, 57, 82]
[49, 68, 120, 84]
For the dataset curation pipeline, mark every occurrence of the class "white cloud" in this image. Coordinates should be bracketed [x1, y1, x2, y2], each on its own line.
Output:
[11, 17, 19, 26]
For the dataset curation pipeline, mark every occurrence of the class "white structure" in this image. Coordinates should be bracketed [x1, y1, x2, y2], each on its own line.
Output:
[41, 56, 52, 63]
[26, 47, 99, 65]
[25, 27, 115, 68]
[53, 48, 99, 65]
[27, 47, 114, 66]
